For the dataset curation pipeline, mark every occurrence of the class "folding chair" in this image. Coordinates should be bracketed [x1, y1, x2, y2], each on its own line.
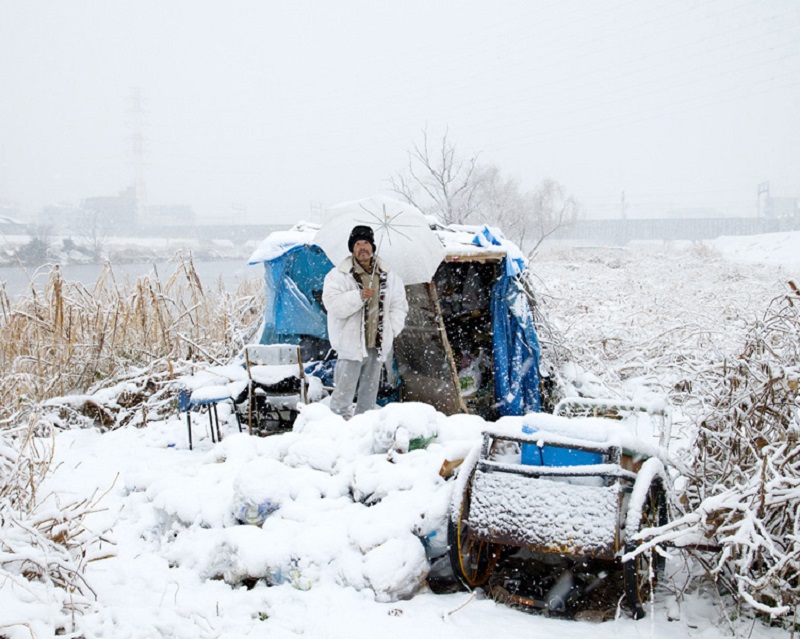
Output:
[178, 384, 244, 450]
[242, 344, 308, 436]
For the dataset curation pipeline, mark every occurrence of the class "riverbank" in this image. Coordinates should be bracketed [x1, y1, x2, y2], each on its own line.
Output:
[0, 229, 269, 299]
[0, 231, 262, 265]
[0, 257, 263, 300]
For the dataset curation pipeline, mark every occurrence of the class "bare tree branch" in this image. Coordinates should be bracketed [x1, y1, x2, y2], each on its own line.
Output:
[389, 127, 481, 225]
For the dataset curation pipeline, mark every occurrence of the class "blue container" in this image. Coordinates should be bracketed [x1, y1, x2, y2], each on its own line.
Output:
[542, 446, 603, 467]
[520, 424, 603, 467]
[520, 425, 542, 466]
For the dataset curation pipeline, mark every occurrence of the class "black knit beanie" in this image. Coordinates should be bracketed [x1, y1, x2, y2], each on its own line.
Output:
[348, 225, 376, 253]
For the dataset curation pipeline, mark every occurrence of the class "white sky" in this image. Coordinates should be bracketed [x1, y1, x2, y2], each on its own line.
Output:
[0, 0, 798, 224]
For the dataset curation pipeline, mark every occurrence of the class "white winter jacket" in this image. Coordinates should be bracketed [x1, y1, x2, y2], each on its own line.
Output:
[322, 256, 408, 362]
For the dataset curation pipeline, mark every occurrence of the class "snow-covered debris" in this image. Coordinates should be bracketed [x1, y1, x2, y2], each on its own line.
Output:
[41, 402, 483, 616]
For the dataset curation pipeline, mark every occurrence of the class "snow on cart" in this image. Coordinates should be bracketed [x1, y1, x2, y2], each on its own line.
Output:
[448, 397, 672, 620]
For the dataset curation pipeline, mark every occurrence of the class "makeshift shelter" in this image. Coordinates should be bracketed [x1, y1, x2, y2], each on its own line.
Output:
[247, 224, 333, 360]
[247, 220, 542, 420]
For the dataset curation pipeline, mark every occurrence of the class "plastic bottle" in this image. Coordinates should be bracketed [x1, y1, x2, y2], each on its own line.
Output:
[423, 530, 449, 559]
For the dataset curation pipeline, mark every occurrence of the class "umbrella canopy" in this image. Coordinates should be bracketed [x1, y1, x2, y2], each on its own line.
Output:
[313, 195, 445, 285]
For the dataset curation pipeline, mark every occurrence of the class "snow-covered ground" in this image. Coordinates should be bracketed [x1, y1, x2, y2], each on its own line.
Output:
[4, 232, 799, 639]
[707, 231, 800, 270]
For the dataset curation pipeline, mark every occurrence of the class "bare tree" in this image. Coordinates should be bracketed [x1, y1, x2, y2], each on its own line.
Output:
[472, 168, 579, 258]
[521, 179, 580, 258]
[471, 164, 526, 233]
[389, 128, 481, 225]
[390, 130, 579, 253]
[81, 209, 108, 262]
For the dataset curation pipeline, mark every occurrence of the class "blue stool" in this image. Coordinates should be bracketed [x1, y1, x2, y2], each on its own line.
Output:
[178, 387, 239, 450]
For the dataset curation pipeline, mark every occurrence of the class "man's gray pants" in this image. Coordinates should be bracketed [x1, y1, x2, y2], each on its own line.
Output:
[330, 348, 381, 417]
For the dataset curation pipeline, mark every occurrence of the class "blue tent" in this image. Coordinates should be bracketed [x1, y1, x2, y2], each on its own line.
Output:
[252, 243, 332, 346]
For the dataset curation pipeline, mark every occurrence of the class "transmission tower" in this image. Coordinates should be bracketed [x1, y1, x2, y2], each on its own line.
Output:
[310, 200, 324, 223]
[127, 88, 148, 227]
[757, 181, 770, 219]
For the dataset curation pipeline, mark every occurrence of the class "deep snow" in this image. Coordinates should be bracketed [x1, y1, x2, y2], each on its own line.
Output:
[4, 231, 799, 639]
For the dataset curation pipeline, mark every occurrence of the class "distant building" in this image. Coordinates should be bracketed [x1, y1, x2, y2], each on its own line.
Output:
[38, 187, 138, 235]
[82, 187, 137, 232]
[0, 215, 29, 235]
[40, 204, 86, 233]
[0, 199, 21, 217]
[145, 204, 197, 227]
[0, 200, 28, 234]
[766, 197, 799, 226]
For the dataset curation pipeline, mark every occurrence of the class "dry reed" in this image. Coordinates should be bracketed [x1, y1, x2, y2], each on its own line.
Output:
[0, 255, 264, 426]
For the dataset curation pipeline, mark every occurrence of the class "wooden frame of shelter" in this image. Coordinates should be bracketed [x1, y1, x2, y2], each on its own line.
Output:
[394, 249, 506, 419]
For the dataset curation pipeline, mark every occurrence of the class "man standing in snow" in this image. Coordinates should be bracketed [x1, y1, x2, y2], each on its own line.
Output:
[322, 225, 408, 417]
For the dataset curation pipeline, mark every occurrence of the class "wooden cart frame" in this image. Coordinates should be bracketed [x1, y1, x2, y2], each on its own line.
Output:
[447, 399, 671, 619]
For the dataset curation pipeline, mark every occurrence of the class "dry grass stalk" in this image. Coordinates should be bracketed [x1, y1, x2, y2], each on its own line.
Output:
[0, 255, 264, 425]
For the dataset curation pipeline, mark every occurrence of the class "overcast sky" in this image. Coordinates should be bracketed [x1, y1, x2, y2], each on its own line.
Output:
[1, 0, 798, 225]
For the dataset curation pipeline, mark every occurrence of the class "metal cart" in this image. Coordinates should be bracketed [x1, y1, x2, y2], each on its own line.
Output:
[448, 398, 672, 619]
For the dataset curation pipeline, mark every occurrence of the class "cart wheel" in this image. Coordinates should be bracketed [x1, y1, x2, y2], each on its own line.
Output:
[623, 483, 668, 619]
[447, 468, 503, 589]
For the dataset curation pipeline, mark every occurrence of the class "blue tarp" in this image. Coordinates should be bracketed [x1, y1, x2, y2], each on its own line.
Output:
[491, 264, 542, 416]
[259, 244, 333, 345]
[472, 225, 527, 277]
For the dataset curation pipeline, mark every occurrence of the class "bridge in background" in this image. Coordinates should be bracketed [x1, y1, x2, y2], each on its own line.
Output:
[551, 215, 798, 244]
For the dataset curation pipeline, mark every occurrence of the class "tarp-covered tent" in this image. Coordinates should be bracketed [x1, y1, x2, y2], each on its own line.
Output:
[247, 226, 332, 354]
[247, 221, 541, 418]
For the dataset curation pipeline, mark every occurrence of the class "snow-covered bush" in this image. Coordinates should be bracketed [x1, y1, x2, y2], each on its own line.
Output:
[0, 413, 105, 637]
[679, 284, 800, 618]
[643, 283, 800, 620]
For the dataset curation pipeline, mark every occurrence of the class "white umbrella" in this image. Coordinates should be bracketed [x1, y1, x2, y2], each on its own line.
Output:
[313, 195, 445, 285]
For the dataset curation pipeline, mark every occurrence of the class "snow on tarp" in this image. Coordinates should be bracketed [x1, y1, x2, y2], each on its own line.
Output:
[494, 412, 663, 461]
[247, 226, 319, 265]
[470, 224, 527, 276]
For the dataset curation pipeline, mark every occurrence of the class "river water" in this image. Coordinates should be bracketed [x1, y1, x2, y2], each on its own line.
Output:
[0, 259, 264, 300]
